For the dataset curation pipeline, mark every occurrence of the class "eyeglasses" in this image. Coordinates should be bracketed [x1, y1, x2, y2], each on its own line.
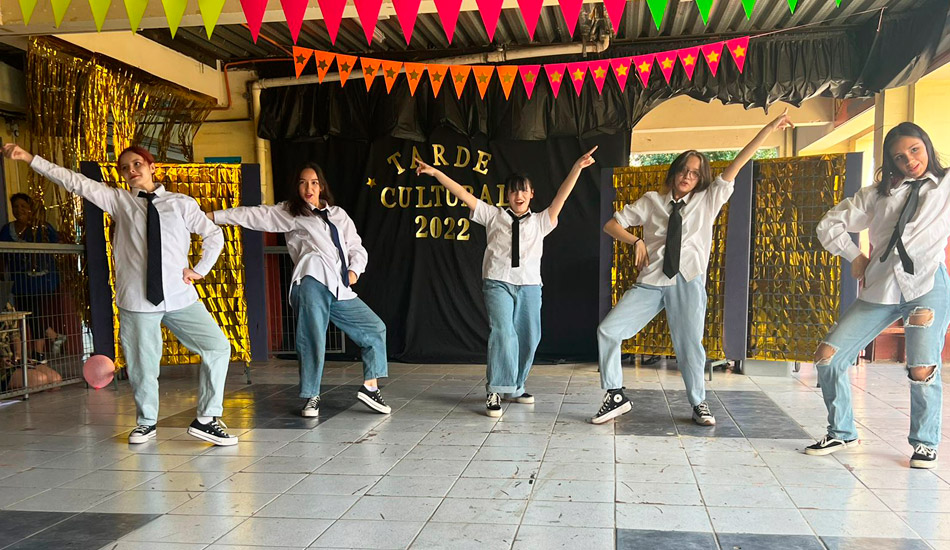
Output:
[678, 168, 701, 181]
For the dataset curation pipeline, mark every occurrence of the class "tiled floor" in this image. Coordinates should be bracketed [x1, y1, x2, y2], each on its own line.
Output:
[1, 358, 950, 549]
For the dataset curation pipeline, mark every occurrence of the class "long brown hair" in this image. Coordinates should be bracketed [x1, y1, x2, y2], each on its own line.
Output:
[284, 162, 335, 217]
[876, 122, 946, 196]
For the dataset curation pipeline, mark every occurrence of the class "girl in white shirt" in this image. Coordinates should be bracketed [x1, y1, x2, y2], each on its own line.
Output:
[1, 143, 237, 446]
[210, 163, 390, 418]
[807, 122, 950, 469]
[593, 113, 793, 425]
[417, 148, 597, 417]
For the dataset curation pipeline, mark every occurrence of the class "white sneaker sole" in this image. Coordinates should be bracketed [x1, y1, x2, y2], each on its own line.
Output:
[301, 408, 319, 418]
[187, 426, 239, 446]
[486, 408, 503, 418]
[692, 414, 716, 426]
[357, 392, 392, 414]
[128, 430, 157, 444]
[590, 401, 632, 424]
[803, 439, 859, 456]
[910, 458, 938, 469]
[513, 396, 535, 404]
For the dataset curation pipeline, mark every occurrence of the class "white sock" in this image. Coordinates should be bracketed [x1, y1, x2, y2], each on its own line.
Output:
[197, 416, 213, 424]
[364, 383, 377, 392]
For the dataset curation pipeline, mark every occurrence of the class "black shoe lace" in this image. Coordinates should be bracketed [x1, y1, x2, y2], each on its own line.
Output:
[597, 393, 614, 416]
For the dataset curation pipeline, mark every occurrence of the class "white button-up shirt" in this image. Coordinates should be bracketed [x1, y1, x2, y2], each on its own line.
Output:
[470, 201, 557, 286]
[614, 175, 734, 287]
[817, 171, 950, 304]
[30, 156, 223, 313]
[213, 203, 368, 301]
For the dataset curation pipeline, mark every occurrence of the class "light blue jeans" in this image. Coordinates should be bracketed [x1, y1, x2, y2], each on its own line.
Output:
[119, 301, 232, 426]
[290, 276, 388, 398]
[818, 266, 950, 448]
[597, 274, 707, 406]
[483, 279, 542, 396]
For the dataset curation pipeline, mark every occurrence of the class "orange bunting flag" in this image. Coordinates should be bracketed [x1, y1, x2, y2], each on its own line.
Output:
[544, 63, 567, 98]
[336, 54, 358, 85]
[471, 66, 495, 98]
[518, 65, 541, 99]
[632, 53, 655, 87]
[726, 36, 749, 73]
[293, 46, 313, 79]
[313, 50, 336, 83]
[449, 65, 472, 98]
[380, 60, 403, 92]
[404, 62, 426, 96]
[360, 57, 383, 90]
[496, 66, 518, 99]
[427, 64, 449, 97]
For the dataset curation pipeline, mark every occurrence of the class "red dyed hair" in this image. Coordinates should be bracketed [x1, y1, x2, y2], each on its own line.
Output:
[117, 145, 155, 166]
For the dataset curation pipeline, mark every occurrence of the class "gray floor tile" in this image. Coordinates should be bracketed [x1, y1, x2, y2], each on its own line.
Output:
[616, 529, 717, 550]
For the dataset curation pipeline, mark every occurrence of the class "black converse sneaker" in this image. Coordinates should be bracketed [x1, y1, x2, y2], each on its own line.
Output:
[128, 424, 156, 444]
[910, 444, 938, 469]
[804, 435, 859, 456]
[357, 386, 391, 414]
[187, 418, 238, 446]
[511, 393, 535, 404]
[591, 388, 632, 424]
[486, 392, 502, 417]
[692, 401, 716, 426]
[301, 396, 320, 417]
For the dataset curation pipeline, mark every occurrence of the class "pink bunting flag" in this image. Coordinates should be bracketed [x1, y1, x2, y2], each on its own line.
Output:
[602, 0, 627, 34]
[280, 0, 308, 44]
[726, 36, 749, 73]
[588, 60, 610, 94]
[475, 0, 504, 41]
[517, 0, 544, 39]
[656, 52, 676, 84]
[609, 57, 632, 92]
[392, 0, 422, 44]
[240, 0, 268, 42]
[316, 0, 347, 44]
[677, 46, 701, 80]
[701, 41, 724, 76]
[518, 65, 541, 99]
[354, 0, 384, 44]
[632, 53, 655, 87]
[544, 63, 567, 98]
[558, 0, 583, 36]
[566, 61, 588, 95]
[433, 0, 463, 43]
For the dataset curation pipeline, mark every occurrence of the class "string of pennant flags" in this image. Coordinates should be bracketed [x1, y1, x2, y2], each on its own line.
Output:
[18, 0, 839, 44]
[291, 35, 749, 99]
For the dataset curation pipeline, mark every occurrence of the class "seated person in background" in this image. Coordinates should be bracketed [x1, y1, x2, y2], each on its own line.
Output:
[0, 302, 62, 392]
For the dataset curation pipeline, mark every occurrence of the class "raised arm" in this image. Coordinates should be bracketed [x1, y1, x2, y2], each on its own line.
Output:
[415, 161, 479, 211]
[2, 143, 119, 214]
[210, 204, 295, 233]
[722, 109, 795, 183]
[548, 146, 597, 224]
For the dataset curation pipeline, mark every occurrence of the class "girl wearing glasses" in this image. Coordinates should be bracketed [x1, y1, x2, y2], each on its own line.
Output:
[591, 113, 794, 425]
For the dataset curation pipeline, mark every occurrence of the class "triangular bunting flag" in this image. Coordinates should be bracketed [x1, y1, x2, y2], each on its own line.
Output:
[360, 58, 383, 90]
[632, 53, 655, 87]
[610, 57, 632, 92]
[701, 42, 723, 76]
[787, 0, 798, 13]
[449, 65, 472, 98]
[496, 66, 518, 99]
[18, 0, 38, 25]
[354, 0, 384, 44]
[475, 0, 504, 41]
[695, 0, 713, 24]
[404, 63, 426, 96]
[518, 65, 540, 99]
[316, 0, 347, 44]
[313, 51, 336, 83]
[544, 63, 567, 98]
[123, 0, 148, 32]
[836, 0, 842, 5]
[293, 46, 313, 78]
[380, 60, 403, 92]
[677, 46, 701, 80]
[517, 0, 544, 39]
[740, 0, 755, 18]
[588, 60, 610, 94]
[280, 0, 308, 43]
[392, 0, 422, 44]
[471, 66, 494, 98]
[198, 0, 227, 38]
[726, 36, 749, 73]
[240, 0, 268, 42]
[602, 0, 627, 34]
[91, 0, 114, 32]
[427, 64, 449, 97]
[566, 61, 588, 95]
[433, 0, 464, 43]
[645, 0, 667, 30]
[336, 54, 357, 85]
[51, 0, 70, 27]
[656, 53, 676, 84]
[558, 0, 584, 36]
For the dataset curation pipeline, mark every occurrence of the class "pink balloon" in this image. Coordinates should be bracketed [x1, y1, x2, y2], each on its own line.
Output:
[83, 355, 115, 389]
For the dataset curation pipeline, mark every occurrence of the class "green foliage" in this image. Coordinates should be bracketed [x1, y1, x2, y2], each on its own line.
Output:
[630, 148, 779, 167]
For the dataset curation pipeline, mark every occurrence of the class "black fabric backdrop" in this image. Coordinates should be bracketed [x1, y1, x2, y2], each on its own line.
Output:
[259, 0, 948, 362]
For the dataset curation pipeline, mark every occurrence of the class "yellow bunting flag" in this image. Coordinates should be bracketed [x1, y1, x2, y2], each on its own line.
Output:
[18, 0, 38, 25]
[380, 60, 403, 92]
[471, 66, 494, 98]
[404, 62, 426, 96]
[449, 65, 471, 98]
[335, 54, 357, 85]
[123, 0, 148, 32]
[51, 0, 71, 27]
[495, 65, 518, 99]
[427, 64, 449, 97]
[161, 0, 188, 37]
[88, 0, 112, 31]
[313, 50, 336, 83]
[360, 57, 383, 91]
[198, 0, 227, 38]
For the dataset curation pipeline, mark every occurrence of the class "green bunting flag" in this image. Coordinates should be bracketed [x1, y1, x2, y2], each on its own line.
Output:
[741, 0, 755, 18]
[646, 0, 667, 30]
[123, 0, 148, 32]
[695, 0, 713, 25]
[788, 0, 799, 13]
[17, 0, 38, 24]
[88, 0, 111, 31]
[161, 0, 188, 37]
[198, 0, 227, 38]
[51, 0, 71, 26]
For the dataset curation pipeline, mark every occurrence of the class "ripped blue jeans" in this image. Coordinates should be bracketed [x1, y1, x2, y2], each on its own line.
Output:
[816, 265, 950, 448]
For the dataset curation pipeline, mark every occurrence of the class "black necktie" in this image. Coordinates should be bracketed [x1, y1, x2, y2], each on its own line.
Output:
[881, 179, 926, 275]
[506, 210, 530, 268]
[314, 208, 350, 286]
[138, 191, 164, 305]
[663, 200, 685, 279]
